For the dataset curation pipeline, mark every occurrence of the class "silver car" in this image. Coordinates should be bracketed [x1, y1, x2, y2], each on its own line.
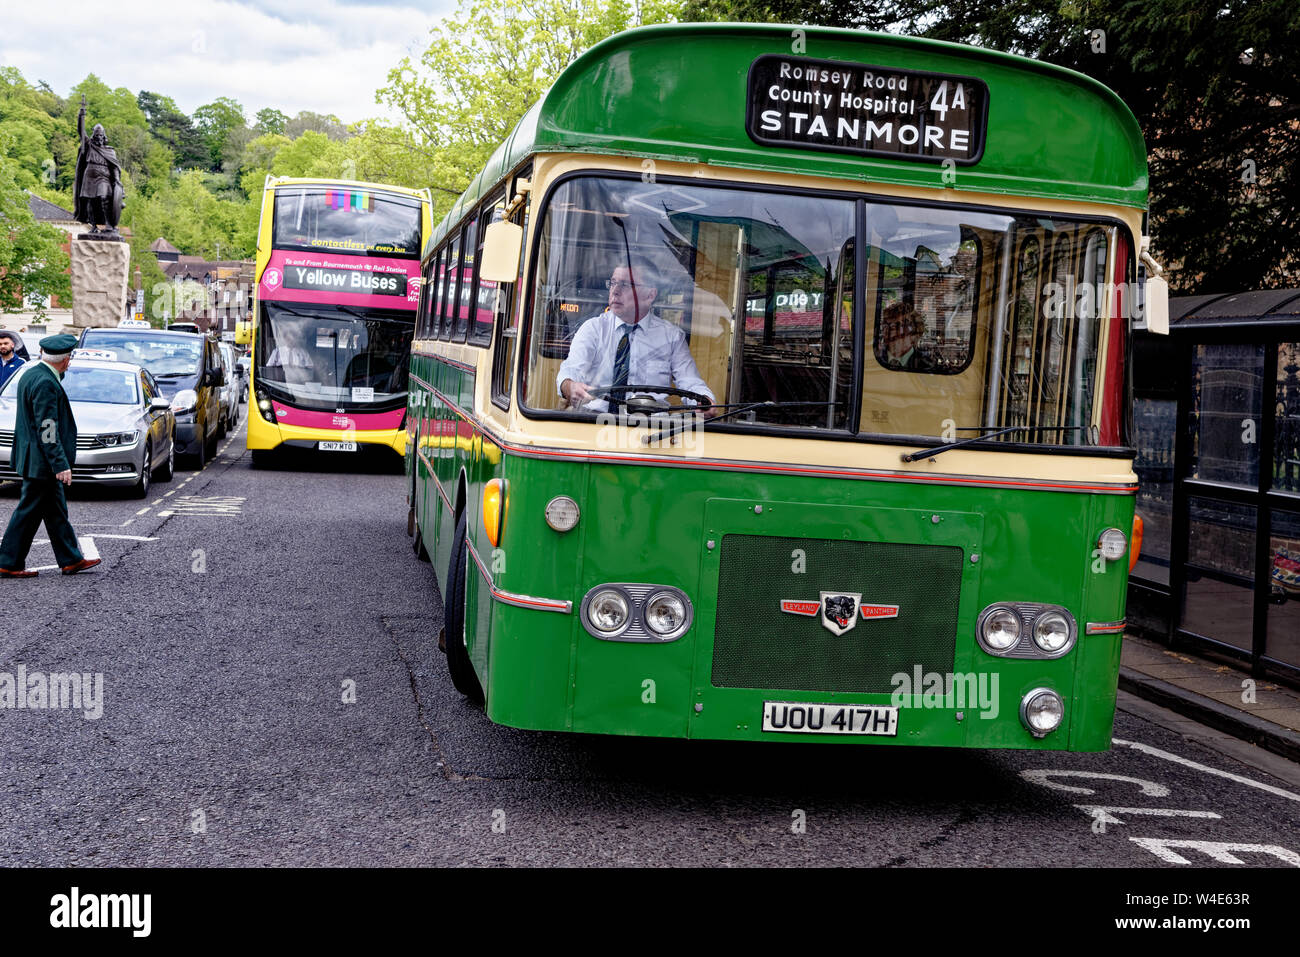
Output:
[0, 355, 176, 497]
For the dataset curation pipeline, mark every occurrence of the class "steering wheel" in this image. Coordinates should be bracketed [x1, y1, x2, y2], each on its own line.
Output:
[584, 384, 713, 413]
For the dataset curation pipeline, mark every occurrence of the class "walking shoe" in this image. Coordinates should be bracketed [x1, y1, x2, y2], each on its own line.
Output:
[60, 558, 101, 575]
[0, 567, 37, 578]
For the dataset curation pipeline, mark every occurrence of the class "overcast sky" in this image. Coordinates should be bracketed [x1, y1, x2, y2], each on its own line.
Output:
[0, 0, 455, 123]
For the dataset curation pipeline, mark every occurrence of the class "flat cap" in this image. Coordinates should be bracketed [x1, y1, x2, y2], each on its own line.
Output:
[40, 333, 79, 356]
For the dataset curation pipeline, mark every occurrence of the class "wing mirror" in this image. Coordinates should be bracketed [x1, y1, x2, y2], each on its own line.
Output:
[150, 397, 171, 412]
[479, 220, 523, 282]
[234, 320, 252, 345]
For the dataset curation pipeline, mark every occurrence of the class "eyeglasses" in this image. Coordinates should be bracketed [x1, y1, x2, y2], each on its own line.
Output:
[605, 280, 640, 292]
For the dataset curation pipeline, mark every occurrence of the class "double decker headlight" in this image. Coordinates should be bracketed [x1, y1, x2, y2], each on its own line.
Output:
[585, 588, 631, 637]
[1033, 611, 1072, 654]
[979, 605, 1021, 652]
[644, 591, 688, 640]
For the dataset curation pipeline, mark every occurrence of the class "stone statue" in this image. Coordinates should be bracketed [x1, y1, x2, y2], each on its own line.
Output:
[74, 94, 124, 238]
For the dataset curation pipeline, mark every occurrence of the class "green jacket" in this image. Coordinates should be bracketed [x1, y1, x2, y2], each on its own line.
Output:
[12, 361, 77, 478]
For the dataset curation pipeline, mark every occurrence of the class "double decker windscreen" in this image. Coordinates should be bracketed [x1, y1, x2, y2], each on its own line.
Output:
[255, 303, 411, 410]
[273, 187, 422, 258]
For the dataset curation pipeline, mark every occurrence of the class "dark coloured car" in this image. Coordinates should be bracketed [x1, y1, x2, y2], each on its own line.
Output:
[77, 327, 225, 467]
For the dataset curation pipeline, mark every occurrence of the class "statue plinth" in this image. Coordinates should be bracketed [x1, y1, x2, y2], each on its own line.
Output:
[71, 238, 130, 328]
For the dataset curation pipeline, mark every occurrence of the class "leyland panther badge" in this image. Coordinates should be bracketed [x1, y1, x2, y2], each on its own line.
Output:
[780, 593, 900, 636]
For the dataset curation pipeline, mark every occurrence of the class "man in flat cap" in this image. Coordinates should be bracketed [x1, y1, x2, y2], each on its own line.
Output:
[0, 334, 101, 577]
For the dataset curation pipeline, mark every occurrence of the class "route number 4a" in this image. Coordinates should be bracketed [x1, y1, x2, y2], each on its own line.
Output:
[929, 81, 967, 120]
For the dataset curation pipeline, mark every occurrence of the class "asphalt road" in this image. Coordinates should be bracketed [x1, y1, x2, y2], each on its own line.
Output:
[2, 417, 1299, 869]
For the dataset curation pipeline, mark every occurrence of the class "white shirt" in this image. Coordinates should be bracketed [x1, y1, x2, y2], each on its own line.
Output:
[556, 310, 715, 411]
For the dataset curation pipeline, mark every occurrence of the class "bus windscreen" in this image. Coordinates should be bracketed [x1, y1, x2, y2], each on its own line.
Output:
[273, 187, 423, 258]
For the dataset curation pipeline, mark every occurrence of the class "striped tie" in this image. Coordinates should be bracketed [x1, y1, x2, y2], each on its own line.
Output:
[613, 327, 631, 388]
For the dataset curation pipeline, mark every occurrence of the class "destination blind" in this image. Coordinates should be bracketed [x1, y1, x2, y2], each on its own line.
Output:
[746, 54, 988, 164]
[285, 264, 406, 297]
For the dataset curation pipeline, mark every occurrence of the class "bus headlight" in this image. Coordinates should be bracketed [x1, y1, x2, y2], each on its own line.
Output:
[585, 588, 630, 637]
[256, 390, 275, 422]
[978, 605, 1020, 653]
[544, 496, 580, 532]
[1098, 527, 1128, 561]
[1020, 688, 1064, 737]
[644, 591, 688, 639]
[1032, 611, 1072, 654]
[170, 389, 197, 414]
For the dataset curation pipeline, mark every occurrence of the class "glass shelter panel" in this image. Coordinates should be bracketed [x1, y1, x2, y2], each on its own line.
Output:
[1183, 496, 1257, 652]
[1188, 343, 1264, 487]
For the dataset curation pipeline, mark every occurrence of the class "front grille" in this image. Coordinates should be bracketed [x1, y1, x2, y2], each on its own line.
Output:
[0, 430, 11, 447]
[712, 534, 963, 693]
[0, 431, 98, 450]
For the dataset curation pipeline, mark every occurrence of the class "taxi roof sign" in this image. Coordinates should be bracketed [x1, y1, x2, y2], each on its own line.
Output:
[71, 348, 119, 361]
[118, 318, 151, 328]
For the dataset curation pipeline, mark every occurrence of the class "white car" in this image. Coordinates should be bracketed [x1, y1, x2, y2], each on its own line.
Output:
[0, 355, 175, 497]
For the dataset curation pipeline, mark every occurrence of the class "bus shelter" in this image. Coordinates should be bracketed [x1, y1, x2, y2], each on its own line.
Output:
[1129, 290, 1300, 684]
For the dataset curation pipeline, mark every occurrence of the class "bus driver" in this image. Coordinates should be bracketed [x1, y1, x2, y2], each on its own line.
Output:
[557, 262, 715, 414]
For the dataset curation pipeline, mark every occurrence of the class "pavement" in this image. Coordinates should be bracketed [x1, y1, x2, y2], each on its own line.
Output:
[1121, 632, 1300, 763]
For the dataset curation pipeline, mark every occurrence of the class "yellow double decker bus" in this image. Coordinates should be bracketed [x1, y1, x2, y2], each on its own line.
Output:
[240, 177, 432, 464]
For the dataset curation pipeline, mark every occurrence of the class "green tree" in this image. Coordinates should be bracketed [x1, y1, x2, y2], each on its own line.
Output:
[193, 96, 247, 171]
[254, 108, 288, 136]
[378, 0, 682, 214]
[138, 90, 207, 168]
[683, 0, 1300, 292]
[284, 110, 349, 141]
[0, 157, 71, 316]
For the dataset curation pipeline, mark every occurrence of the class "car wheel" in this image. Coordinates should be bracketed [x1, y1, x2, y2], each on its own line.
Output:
[443, 511, 485, 703]
[205, 420, 219, 459]
[190, 433, 206, 470]
[132, 442, 152, 498]
[154, 434, 174, 482]
[217, 409, 228, 439]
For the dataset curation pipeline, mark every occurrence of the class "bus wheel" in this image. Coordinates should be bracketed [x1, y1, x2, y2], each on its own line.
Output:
[444, 511, 485, 703]
[250, 449, 274, 469]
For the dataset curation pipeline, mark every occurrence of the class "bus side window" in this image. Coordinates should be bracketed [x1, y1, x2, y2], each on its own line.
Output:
[491, 165, 530, 410]
[469, 193, 506, 347]
[418, 256, 435, 339]
[430, 248, 446, 340]
[440, 236, 460, 342]
[451, 220, 477, 343]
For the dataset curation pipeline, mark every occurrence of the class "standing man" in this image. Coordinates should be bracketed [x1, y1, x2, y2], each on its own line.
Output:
[0, 335, 101, 578]
[557, 261, 715, 413]
[0, 331, 24, 391]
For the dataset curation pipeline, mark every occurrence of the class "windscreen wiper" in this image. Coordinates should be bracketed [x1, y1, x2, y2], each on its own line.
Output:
[900, 425, 1088, 462]
[153, 372, 193, 378]
[645, 400, 838, 445]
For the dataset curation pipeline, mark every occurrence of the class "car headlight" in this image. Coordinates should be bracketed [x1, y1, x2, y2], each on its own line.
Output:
[170, 389, 198, 414]
[978, 605, 1021, 653]
[1097, 527, 1128, 561]
[1033, 610, 1072, 653]
[96, 431, 139, 447]
[643, 591, 689, 640]
[584, 588, 631, 637]
[1020, 688, 1064, 737]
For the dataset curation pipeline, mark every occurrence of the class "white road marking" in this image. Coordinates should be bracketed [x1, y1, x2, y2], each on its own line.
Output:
[79, 536, 100, 561]
[1113, 738, 1300, 803]
[135, 507, 150, 515]
[1074, 806, 1221, 826]
[1020, 770, 1170, 797]
[163, 491, 176, 497]
[1129, 838, 1300, 866]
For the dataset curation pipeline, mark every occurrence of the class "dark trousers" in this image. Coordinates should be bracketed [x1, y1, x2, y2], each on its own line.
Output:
[0, 478, 83, 569]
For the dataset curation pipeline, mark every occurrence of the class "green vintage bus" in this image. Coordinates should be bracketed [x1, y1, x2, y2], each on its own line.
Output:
[406, 23, 1158, 750]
